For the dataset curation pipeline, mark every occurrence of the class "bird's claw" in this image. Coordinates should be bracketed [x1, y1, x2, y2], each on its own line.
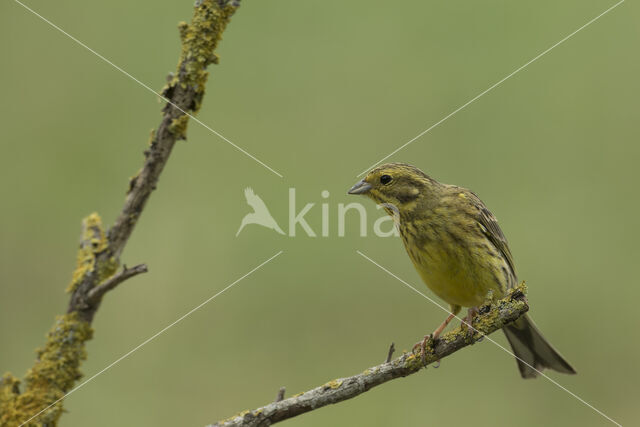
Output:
[412, 334, 434, 365]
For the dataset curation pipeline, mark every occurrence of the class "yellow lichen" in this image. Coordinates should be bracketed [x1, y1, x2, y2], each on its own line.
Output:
[169, 114, 190, 139]
[471, 283, 528, 334]
[0, 313, 92, 426]
[66, 213, 114, 293]
[324, 379, 343, 389]
[159, 0, 240, 143]
[0, 374, 21, 414]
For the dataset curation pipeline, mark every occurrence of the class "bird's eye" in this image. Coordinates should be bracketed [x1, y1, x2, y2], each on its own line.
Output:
[380, 174, 392, 185]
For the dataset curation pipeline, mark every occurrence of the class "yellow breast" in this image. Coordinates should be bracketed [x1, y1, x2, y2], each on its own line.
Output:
[402, 224, 508, 308]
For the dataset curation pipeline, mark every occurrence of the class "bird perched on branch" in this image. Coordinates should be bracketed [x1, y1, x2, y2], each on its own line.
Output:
[348, 163, 575, 378]
[236, 187, 285, 237]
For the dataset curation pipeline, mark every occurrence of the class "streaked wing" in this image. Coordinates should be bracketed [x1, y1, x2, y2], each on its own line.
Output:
[469, 191, 516, 282]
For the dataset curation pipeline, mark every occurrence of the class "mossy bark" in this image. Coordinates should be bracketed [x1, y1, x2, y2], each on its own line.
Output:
[1, 314, 92, 426]
[0, 1, 241, 425]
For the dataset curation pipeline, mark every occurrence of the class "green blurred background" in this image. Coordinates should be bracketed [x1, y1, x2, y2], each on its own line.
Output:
[1, 0, 638, 425]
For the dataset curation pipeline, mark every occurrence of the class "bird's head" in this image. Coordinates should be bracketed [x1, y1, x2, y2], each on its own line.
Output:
[347, 163, 441, 212]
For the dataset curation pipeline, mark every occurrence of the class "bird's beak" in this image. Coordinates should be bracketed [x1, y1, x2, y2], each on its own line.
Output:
[347, 179, 372, 195]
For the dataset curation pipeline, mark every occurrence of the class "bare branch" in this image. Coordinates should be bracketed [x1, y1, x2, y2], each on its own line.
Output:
[87, 264, 148, 304]
[208, 285, 528, 427]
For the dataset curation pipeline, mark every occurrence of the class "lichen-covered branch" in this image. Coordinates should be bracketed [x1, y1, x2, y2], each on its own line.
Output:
[69, 0, 240, 323]
[107, 0, 240, 260]
[0, 314, 92, 426]
[0, 2, 241, 426]
[209, 285, 529, 427]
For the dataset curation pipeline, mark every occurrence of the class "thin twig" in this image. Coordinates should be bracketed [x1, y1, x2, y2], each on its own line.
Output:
[87, 264, 148, 304]
[385, 343, 395, 363]
[274, 387, 285, 403]
[208, 285, 528, 427]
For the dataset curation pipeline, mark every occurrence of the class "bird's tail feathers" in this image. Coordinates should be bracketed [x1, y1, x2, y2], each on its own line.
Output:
[503, 314, 576, 379]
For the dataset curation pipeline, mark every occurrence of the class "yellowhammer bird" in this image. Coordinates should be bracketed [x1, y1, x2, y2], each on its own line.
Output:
[348, 162, 575, 378]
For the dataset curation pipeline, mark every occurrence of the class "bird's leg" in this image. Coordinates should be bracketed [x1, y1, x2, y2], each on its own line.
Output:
[461, 306, 479, 339]
[412, 307, 460, 364]
[461, 306, 477, 330]
[432, 312, 457, 338]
